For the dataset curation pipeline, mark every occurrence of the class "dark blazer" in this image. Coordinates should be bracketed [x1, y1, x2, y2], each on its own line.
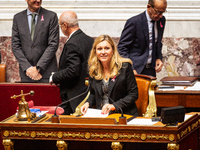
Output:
[12, 7, 59, 81]
[53, 29, 94, 111]
[87, 62, 139, 116]
[118, 11, 166, 74]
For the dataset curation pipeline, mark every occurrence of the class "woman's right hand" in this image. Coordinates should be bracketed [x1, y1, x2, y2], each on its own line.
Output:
[81, 102, 89, 115]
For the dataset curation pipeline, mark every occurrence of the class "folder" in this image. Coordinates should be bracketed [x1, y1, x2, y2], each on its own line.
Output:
[160, 76, 199, 86]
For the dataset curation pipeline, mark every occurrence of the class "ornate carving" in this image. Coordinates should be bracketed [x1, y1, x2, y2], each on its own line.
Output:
[141, 134, 147, 141]
[113, 133, 119, 140]
[169, 134, 175, 141]
[31, 131, 36, 138]
[147, 134, 169, 141]
[167, 143, 179, 150]
[181, 128, 188, 138]
[191, 121, 198, 130]
[177, 134, 180, 140]
[57, 132, 63, 139]
[2, 139, 14, 150]
[143, 79, 157, 117]
[3, 130, 9, 137]
[56, 141, 68, 150]
[2, 130, 175, 142]
[85, 132, 91, 139]
[111, 142, 123, 150]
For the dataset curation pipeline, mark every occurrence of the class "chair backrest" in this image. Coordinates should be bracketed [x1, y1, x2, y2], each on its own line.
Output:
[135, 74, 157, 117]
[71, 78, 90, 116]
[0, 64, 6, 82]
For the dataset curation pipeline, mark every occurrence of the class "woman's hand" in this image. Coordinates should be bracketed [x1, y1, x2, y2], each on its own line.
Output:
[81, 102, 89, 115]
[101, 104, 116, 115]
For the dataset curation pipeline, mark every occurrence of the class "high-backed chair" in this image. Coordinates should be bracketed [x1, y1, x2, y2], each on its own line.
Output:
[135, 74, 157, 117]
[0, 64, 6, 82]
[72, 75, 157, 117]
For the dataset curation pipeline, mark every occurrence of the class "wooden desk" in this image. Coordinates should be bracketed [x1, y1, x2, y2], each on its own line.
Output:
[155, 89, 200, 108]
[0, 113, 199, 150]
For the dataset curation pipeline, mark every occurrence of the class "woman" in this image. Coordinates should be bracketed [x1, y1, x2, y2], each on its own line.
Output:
[81, 35, 138, 116]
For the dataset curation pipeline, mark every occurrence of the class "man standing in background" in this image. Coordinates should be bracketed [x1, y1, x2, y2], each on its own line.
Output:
[118, 0, 167, 77]
[12, 0, 59, 83]
[50, 11, 94, 115]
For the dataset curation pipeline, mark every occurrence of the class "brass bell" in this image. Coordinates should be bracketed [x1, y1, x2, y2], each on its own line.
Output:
[11, 90, 36, 121]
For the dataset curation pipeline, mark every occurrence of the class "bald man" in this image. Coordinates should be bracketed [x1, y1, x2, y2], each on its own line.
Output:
[50, 11, 94, 115]
[118, 0, 167, 77]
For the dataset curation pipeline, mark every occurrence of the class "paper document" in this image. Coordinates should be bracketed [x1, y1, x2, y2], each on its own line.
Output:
[127, 118, 158, 125]
[184, 115, 193, 121]
[158, 86, 185, 91]
[82, 108, 108, 118]
[185, 82, 200, 91]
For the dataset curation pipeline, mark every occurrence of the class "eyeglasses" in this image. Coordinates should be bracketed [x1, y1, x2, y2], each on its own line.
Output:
[151, 6, 167, 15]
[59, 23, 64, 27]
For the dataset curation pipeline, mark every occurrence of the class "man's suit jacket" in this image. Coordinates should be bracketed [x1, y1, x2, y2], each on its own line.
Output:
[87, 62, 139, 116]
[118, 11, 166, 74]
[53, 29, 94, 111]
[12, 7, 59, 81]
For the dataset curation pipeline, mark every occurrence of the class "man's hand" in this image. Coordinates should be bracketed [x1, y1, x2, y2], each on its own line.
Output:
[26, 66, 42, 80]
[155, 59, 163, 73]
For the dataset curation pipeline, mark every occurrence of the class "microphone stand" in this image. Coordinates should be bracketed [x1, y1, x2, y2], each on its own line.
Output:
[107, 94, 127, 125]
[51, 85, 90, 123]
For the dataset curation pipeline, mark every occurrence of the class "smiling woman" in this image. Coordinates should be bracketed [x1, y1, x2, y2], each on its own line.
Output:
[81, 35, 139, 117]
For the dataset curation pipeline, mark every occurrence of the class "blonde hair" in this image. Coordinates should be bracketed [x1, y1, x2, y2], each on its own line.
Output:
[88, 35, 132, 80]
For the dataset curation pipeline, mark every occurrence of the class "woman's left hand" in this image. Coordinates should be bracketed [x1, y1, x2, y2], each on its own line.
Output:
[101, 104, 115, 115]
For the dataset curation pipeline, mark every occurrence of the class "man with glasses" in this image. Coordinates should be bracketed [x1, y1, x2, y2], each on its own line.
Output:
[118, 0, 167, 77]
[49, 11, 94, 115]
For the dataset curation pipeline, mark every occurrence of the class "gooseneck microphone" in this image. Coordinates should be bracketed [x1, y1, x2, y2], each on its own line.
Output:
[106, 94, 127, 125]
[51, 84, 90, 123]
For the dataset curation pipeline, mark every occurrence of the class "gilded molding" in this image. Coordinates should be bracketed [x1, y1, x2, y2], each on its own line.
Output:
[2, 130, 175, 142]
[191, 121, 198, 130]
[143, 79, 157, 117]
[3, 130, 9, 137]
[169, 134, 175, 141]
[141, 134, 147, 141]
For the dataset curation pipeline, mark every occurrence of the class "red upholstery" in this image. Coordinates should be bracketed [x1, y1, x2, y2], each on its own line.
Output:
[17, 100, 64, 115]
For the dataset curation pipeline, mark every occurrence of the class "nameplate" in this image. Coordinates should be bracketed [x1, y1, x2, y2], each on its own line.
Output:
[60, 117, 117, 125]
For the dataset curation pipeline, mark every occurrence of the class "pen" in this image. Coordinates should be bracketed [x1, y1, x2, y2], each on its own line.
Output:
[31, 114, 46, 123]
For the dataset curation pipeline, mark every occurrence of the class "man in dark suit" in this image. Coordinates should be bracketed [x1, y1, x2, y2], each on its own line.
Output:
[118, 0, 167, 77]
[12, 0, 59, 83]
[49, 11, 94, 115]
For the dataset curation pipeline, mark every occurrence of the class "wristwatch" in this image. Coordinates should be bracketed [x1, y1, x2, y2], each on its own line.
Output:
[36, 66, 41, 72]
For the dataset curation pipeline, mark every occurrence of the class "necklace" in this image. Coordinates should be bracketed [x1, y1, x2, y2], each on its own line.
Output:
[105, 75, 108, 80]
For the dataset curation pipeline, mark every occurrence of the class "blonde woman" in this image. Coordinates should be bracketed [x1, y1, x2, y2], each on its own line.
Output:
[81, 35, 138, 116]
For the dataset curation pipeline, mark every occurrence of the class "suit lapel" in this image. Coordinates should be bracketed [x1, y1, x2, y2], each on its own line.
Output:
[96, 79, 103, 96]
[156, 19, 163, 44]
[141, 12, 149, 44]
[108, 76, 117, 98]
[22, 10, 32, 43]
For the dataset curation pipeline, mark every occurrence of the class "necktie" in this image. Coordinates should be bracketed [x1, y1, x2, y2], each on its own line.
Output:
[151, 20, 156, 67]
[31, 13, 36, 41]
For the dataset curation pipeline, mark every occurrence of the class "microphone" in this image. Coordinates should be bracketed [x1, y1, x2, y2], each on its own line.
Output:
[51, 84, 90, 123]
[106, 94, 127, 125]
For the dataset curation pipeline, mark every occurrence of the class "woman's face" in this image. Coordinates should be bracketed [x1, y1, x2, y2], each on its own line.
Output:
[96, 40, 113, 65]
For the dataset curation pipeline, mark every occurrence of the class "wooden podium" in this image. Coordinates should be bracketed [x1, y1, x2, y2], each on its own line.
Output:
[0, 113, 199, 150]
